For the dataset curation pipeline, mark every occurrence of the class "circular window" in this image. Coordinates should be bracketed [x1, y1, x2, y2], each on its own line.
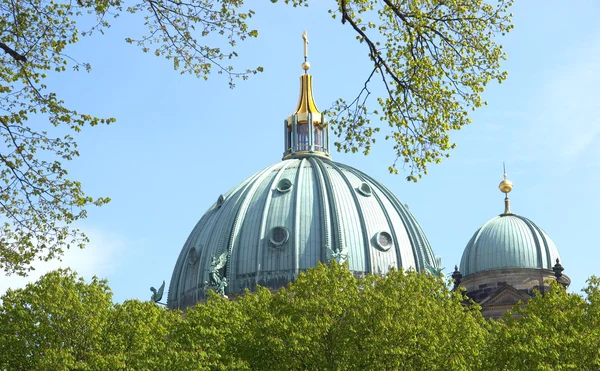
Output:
[357, 182, 372, 197]
[276, 178, 293, 193]
[269, 226, 290, 247]
[216, 194, 225, 208]
[374, 231, 393, 251]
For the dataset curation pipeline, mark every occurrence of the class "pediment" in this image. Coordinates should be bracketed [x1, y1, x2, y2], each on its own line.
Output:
[479, 284, 531, 308]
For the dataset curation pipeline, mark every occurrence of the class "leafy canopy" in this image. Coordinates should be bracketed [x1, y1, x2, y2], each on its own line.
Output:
[0, 264, 486, 370]
[485, 278, 600, 371]
[0, 0, 259, 275]
[328, 0, 514, 180]
[3, 266, 600, 370]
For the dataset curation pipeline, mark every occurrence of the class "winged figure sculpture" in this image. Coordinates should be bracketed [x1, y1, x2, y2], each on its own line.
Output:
[326, 246, 348, 265]
[209, 251, 228, 287]
[150, 280, 165, 303]
[426, 256, 445, 277]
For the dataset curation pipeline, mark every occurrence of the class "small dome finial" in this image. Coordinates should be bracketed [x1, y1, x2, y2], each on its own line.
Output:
[301, 30, 310, 72]
[553, 258, 565, 280]
[499, 162, 513, 215]
[451, 265, 462, 290]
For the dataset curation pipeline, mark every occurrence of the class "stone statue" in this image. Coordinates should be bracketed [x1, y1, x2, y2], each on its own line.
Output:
[327, 246, 348, 265]
[426, 256, 444, 277]
[150, 280, 165, 303]
[217, 277, 228, 298]
[209, 251, 228, 286]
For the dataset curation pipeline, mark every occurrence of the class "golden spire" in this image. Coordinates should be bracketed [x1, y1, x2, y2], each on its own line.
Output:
[292, 30, 321, 124]
[498, 162, 513, 215]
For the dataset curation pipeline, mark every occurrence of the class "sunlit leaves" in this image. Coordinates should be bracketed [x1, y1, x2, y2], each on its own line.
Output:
[4, 268, 600, 370]
[0, 0, 116, 274]
[0, 269, 181, 370]
[1, 0, 264, 275]
[327, 0, 514, 181]
[0, 265, 486, 370]
[125, 0, 262, 87]
[233, 262, 487, 370]
[485, 279, 600, 370]
[0, 269, 114, 369]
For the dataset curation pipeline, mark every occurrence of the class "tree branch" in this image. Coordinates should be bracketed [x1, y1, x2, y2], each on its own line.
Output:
[0, 42, 27, 62]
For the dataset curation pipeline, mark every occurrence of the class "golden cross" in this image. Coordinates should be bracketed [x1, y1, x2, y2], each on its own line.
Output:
[302, 30, 309, 59]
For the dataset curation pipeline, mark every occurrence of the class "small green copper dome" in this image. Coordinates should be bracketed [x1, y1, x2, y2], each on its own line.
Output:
[459, 214, 561, 277]
[168, 157, 440, 309]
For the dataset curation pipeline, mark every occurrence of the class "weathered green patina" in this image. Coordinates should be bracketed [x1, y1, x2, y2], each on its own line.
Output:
[167, 61, 440, 309]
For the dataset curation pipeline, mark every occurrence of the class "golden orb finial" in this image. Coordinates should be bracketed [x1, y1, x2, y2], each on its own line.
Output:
[498, 174, 513, 194]
[499, 163, 513, 215]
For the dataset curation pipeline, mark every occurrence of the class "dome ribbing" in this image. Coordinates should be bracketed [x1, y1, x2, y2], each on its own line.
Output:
[459, 214, 561, 277]
[167, 33, 440, 310]
[168, 157, 439, 309]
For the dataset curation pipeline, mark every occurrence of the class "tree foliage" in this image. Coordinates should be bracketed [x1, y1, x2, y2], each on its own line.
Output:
[0, 269, 114, 369]
[326, 0, 514, 180]
[4, 267, 600, 370]
[234, 262, 487, 370]
[0, 0, 259, 275]
[484, 279, 600, 371]
[1, 264, 488, 370]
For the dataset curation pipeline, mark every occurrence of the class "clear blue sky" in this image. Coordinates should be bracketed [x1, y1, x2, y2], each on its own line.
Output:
[3, 1, 600, 301]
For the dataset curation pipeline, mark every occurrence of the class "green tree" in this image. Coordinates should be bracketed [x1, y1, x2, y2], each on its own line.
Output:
[0, 269, 183, 370]
[168, 293, 249, 370]
[0, 269, 114, 369]
[0, 0, 259, 275]
[484, 280, 600, 371]
[236, 262, 487, 370]
[1, 0, 513, 273]
[99, 300, 180, 370]
[324, 0, 514, 180]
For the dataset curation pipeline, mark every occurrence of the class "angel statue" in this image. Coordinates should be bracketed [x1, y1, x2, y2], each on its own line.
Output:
[425, 256, 444, 277]
[150, 280, 165, 304]
[208, 251, 228, 289]
[326, 246, 349, 265]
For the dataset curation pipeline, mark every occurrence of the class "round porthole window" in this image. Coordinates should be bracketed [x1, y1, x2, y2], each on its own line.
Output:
[276, 178, 293, 193]
[357, 182, 372, 197]
[374, 231, 393, 251]
[269, 226, 290, 247]
[216, 194, 225, 208]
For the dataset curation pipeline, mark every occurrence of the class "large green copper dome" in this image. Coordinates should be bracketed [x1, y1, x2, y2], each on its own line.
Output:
[459, 213, 561, 277]
[168, 157, 439, 309]
[167, 48, 440, 309]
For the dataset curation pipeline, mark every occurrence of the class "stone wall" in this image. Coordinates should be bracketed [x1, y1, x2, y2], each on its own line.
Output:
[461, 268, 557, 303]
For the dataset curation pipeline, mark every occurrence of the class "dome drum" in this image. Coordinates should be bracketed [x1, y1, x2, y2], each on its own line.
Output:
[460, 267, 566, 303]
